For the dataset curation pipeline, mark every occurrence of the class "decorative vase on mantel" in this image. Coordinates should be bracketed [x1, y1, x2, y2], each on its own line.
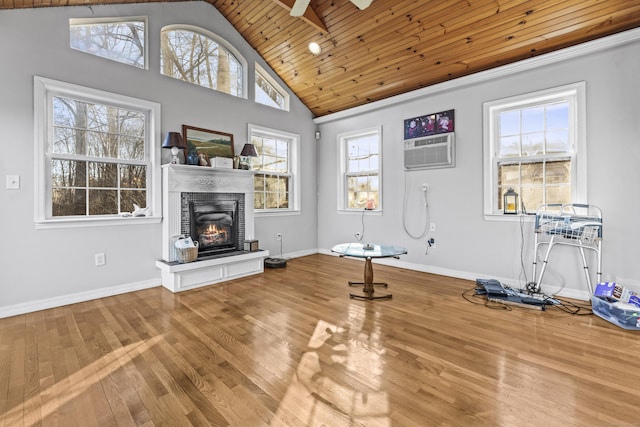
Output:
[186, 149, 199, 166]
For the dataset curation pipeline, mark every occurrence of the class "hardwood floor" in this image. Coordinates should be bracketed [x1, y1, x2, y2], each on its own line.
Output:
[1, 254, 638, 426]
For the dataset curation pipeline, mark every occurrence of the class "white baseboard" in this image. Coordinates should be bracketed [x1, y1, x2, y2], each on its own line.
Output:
[0, 279, 160, 319]
[1, 247, 594, 319]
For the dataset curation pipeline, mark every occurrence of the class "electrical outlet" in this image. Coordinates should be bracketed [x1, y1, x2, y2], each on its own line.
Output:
[276, 233, 282, 241]
[422, 183, 428, 192]
[430, 222, 436, 232]
[428, 238, 436, 249]
[95, 253, 106, 266]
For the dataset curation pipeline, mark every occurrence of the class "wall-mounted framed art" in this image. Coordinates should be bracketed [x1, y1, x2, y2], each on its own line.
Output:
[403, 109, 454, 140]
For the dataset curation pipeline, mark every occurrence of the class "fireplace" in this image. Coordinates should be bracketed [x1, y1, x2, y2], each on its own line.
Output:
[189, 200, 238, 257]
[181, 192, 245, 260]
[157, 164, 269, 293]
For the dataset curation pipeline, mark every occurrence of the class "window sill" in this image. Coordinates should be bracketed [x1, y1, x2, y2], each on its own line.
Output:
[483, 213, 536, 222]
[255, 210, 300, 217]
[338, 209, 382, 216]
[35, 215, 162, 230]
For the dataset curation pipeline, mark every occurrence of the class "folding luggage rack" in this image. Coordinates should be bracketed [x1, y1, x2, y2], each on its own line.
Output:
[531, 203, 603, 294]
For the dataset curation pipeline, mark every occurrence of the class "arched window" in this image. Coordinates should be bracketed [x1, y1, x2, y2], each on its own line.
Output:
[161, 25, 246, 98]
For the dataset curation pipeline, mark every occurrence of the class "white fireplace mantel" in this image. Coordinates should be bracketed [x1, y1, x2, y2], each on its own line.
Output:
[156, 164, 269, 292]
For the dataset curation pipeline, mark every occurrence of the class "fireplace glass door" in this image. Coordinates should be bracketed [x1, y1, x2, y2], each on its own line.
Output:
[189, 201, 238, 257]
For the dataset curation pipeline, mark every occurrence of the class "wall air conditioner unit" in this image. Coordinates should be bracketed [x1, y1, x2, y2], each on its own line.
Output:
[404, 132, 455, 170]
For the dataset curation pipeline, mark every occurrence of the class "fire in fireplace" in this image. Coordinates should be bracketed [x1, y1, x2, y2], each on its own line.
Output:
[189, 201, 238, 257]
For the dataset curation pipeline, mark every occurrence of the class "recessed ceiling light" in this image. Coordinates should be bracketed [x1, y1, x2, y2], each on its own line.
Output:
[308, 42, 321, 55]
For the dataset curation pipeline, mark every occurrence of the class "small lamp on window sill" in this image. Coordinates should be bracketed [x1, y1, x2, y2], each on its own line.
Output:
[162, 132, 186, 164]
[503, 187, 519, 215]
[239, 143, 257, 170]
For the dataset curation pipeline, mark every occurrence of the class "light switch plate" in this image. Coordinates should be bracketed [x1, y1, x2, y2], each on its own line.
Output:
[6, 175, 20, 190]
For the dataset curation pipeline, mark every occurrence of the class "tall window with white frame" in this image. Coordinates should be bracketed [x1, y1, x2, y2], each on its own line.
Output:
[34, 77, 160, 226]
[338, 127, 382, 211]
[483, 82, 586, 216]
[249, 125, 299, 212]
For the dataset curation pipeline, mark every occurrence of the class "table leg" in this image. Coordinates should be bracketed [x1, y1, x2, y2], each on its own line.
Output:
[349, 257, 392, 300]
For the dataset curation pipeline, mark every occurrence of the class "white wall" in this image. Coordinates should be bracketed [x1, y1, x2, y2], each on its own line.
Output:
[0, 2, 317, 316]
[315, 31, 640, 299]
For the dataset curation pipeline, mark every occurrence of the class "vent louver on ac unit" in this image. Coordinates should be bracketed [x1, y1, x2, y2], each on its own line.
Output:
[404, 133, 455, 170]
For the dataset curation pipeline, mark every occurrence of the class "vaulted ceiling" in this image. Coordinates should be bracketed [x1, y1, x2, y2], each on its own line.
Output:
[4, 0, 640, 117]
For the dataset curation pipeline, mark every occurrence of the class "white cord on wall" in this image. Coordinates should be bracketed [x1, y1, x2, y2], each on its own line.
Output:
[402, 173, 429, 239]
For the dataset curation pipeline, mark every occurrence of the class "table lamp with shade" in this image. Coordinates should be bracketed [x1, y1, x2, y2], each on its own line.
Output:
[239, 143, 258, 170]
[162, 132, 187, 164]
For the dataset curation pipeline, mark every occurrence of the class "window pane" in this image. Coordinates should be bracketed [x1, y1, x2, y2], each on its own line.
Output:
[119, 136, 144, 160]
[70, 20, 145, 68]
[87, 131, 115, 158]
[120, 189, 146, 212]
[347, 174, 378, 208]
[521, 132, 544, 156]
[52, 126, 75, 154]
[87, 104, 112, 133]
[52, 188, 86, 216]
[545, 160, 570, 184]
[120, 110, 144, 133]
[520, 186, 543, 212]
[89, 189, 118, 215]
[120, 165, 146, 189]
[546, 102, 569, 130]
[254, 192, 265, 210]
[521, 107, 544, 133]
[53, 96, 77, 128]
[254, 174, 265, 192]
[89, 162, 117, 188]
[499, 110, 520, 136]
[52, 159, 86, 187]
[546, 184, 571, 205]
[521, 162, 543, 185]
[262, 155, 278, 172]
[546, 130, 570, 153]
[161, 28, 243, 97]
[499, 135, 520, 157]
[255, 71, 285, 109]
[498, 163, 519, 188]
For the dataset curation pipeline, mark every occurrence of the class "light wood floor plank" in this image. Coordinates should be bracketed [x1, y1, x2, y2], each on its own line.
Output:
[1, 254, 639, 426]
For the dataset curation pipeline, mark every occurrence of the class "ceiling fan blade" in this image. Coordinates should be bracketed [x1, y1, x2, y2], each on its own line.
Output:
[290, 0, 311, 16]
[350, 0, 373, 10]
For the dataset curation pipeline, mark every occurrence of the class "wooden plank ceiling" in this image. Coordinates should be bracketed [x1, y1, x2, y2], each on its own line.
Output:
[4, 0, 640, 117]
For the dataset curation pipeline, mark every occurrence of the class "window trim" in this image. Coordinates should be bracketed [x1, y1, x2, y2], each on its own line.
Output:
[248, 123, 300, 216]
[160, 24, 248, 99]
[34, 76, 161, 229]
[69, 16, 149, 70]
[337, 126, 383, 213]
[255, 62, 290, 111]
[482, 82, 586, 219]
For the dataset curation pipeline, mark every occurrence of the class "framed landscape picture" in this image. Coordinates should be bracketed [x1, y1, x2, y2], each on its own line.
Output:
[182, 125, 235, 162]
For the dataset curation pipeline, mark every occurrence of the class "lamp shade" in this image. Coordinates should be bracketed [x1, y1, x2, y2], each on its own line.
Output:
[240, 143, 258, 157]
[162, 132, 186, 149]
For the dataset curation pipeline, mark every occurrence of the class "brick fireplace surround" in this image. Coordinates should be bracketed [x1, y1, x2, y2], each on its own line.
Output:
[155, 164, 269, 292]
